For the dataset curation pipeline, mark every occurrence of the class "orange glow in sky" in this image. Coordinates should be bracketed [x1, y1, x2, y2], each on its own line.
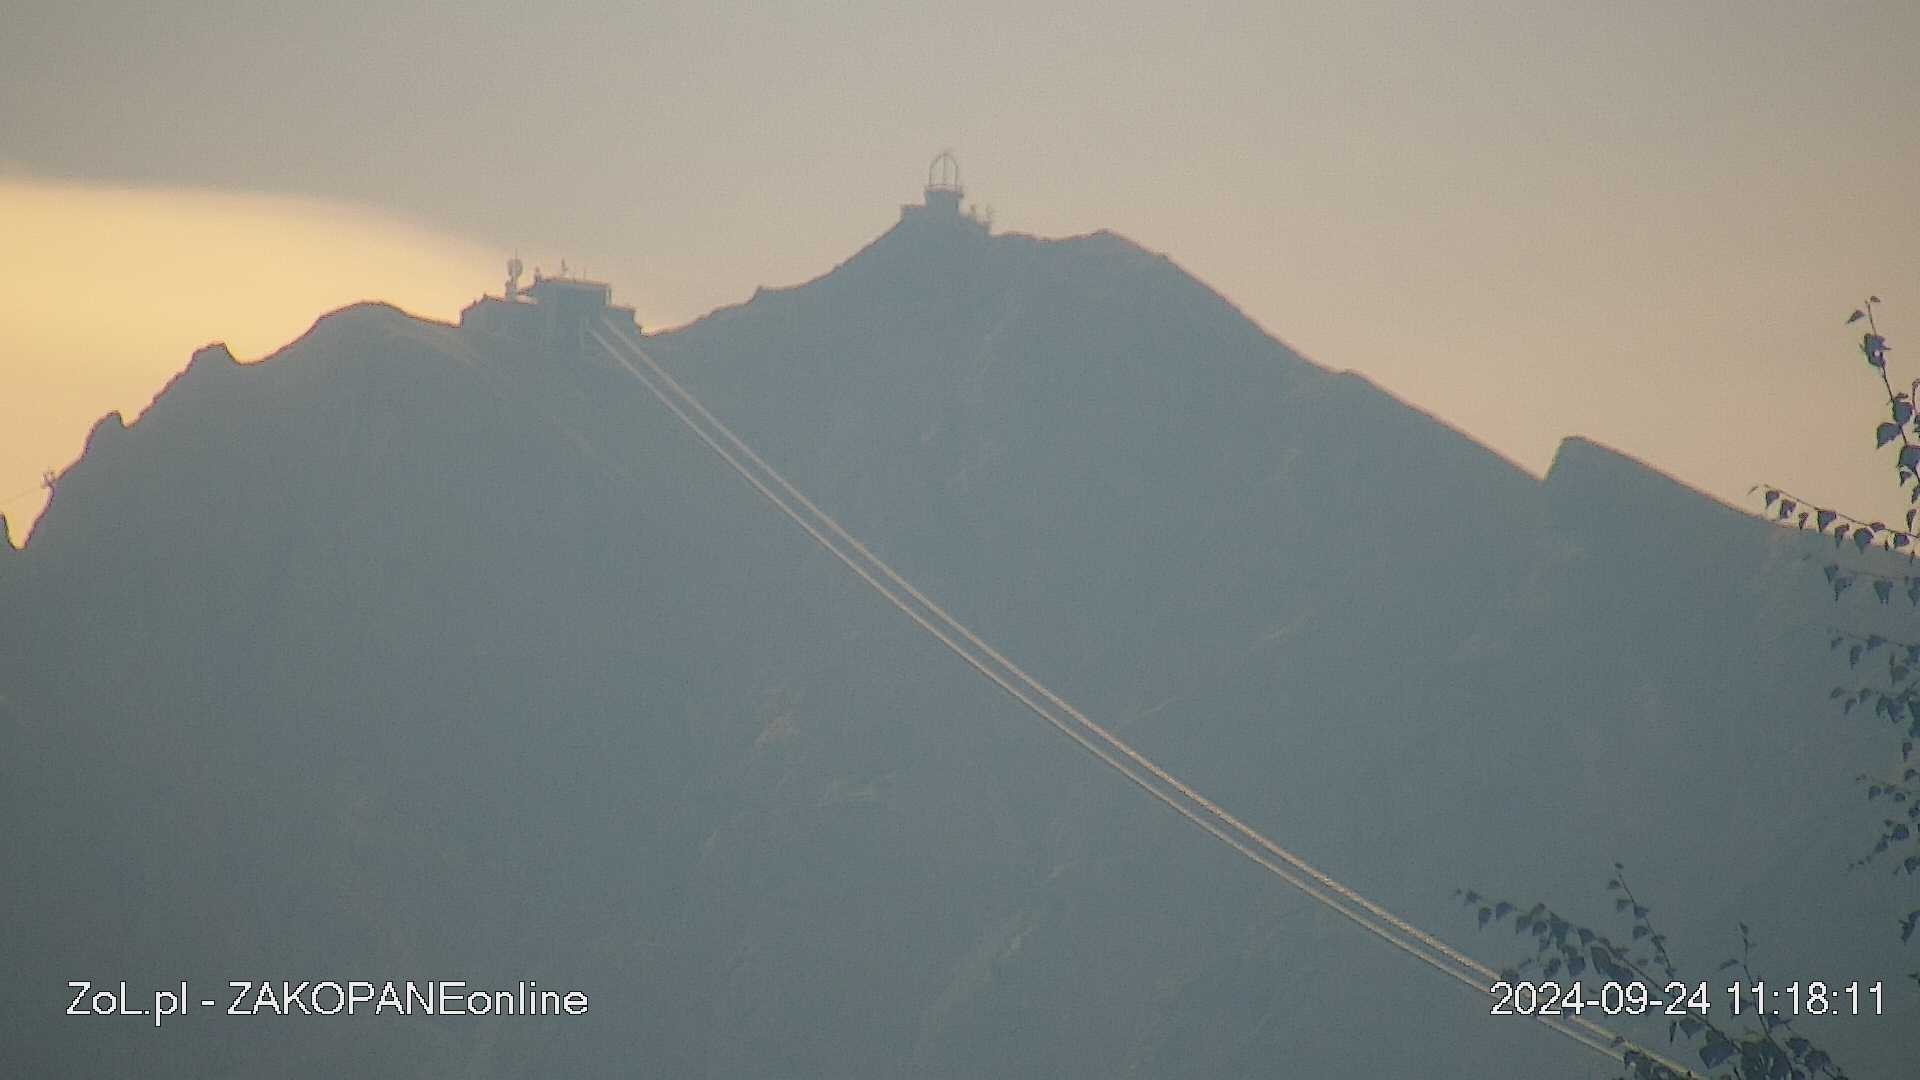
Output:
[0, 179, 491, 545]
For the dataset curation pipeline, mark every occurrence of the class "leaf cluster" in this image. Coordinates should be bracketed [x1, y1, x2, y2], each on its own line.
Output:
[1757, 300, 1920, 972]
[1458, 868, 1847, 1079]
[1756, 303, 1918, 550]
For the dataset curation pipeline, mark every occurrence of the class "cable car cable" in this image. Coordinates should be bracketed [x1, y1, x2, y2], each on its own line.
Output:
[586, 320, 1692, 1076]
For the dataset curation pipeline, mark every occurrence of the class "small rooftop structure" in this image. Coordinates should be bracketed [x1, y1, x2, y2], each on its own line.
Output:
[901, 151, 989, 233]
[925, 151, 962, 215]
[459, 259, 639, 354]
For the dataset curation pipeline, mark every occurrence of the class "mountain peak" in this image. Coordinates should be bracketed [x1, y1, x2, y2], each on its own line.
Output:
[188, 341, 237, 371]
[80, 410, 127, 455]
[1546, 435, 1717, 503]
[11, 204, 1907, 1077]
[1544, 434, 1751, 541]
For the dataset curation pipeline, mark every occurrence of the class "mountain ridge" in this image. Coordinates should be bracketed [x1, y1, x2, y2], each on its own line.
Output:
[4, 220, 1913, 1077]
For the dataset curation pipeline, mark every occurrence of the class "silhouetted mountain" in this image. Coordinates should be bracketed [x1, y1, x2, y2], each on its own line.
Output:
[3, 217, 1913, 1077]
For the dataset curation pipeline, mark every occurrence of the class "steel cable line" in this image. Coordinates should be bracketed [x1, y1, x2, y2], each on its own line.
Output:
[591, 321, 1520, 980]
[0, 479, 50, 506]
[586, 328, 1521, 1011]
[600, 321, 1506, 970]
[586, 321, 1690, 1075]
[589, 321, 1674, 1070]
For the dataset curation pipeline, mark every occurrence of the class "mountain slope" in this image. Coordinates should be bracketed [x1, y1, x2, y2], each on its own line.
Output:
[3, 219, 1912, 1077]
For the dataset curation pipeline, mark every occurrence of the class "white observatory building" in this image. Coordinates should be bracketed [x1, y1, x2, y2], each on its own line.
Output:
[900, 151, 989, 233]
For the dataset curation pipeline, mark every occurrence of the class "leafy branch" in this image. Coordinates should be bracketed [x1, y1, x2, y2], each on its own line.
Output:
[1457, 868, 1846, 1078]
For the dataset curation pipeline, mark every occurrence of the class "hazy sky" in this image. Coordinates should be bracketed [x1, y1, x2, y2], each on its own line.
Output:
[5, 0, 1918, 543]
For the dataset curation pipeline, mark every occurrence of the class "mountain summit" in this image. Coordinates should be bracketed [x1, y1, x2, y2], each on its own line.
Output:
[3, 204, 1911, 1076]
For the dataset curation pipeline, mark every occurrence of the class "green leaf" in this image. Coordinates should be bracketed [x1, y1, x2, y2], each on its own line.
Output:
[1866, 332, 1891, 368]
[1879, 422, 1902, 447]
